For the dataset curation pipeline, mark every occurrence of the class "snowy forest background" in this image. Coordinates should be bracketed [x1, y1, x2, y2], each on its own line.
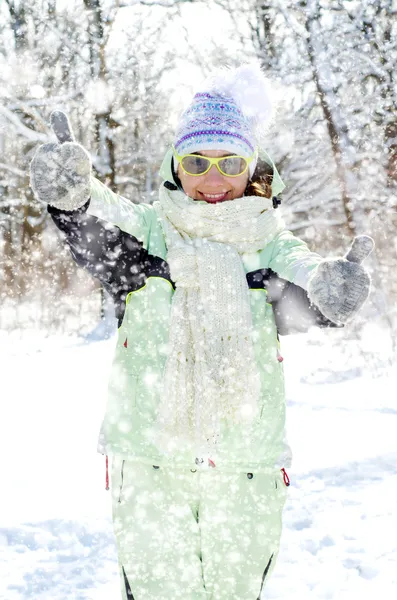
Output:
[0, 0, 396, 352]
[1, 3, 397, 598]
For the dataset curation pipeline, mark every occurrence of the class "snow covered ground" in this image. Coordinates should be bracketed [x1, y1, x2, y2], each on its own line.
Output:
[0, 324, 396, 599]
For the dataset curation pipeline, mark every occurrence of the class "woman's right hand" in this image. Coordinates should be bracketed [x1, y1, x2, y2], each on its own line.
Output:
[30, 111, 91, 211]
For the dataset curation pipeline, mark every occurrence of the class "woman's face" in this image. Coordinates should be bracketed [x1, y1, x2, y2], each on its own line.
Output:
[177, 149, 249, 204]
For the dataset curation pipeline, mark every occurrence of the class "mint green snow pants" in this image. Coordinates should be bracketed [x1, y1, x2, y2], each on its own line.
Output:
[111, 456, 288, 600]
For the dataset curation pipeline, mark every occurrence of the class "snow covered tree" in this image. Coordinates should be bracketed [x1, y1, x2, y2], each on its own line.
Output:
[0, 0, 179, 328]
[1, 0, 395, 335]
[0, 0, 226, 330]
[212, 0, 396, 334]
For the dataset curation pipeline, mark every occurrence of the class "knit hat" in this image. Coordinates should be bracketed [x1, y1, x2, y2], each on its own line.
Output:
[174, 92, 256, 159]
[173, 64, 274, 177]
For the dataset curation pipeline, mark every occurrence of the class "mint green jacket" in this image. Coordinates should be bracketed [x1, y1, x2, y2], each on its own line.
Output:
[63, 170, 330, 474]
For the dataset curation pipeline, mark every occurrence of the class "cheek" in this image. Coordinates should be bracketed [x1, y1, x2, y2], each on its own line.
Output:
[178, 169, 203, 198]
[230, 174, 249, 198]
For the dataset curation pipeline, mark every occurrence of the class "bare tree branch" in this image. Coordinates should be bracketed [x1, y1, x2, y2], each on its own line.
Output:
[0, 162, 25, 177]
[119, 0, 196, 6]
[6, 91, 84, 109]
[0, 106, 48, 143]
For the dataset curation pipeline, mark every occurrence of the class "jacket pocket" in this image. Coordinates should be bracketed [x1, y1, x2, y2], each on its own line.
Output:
[126, 373, 139, 409]
[118, 460, 125, 504]
[109, 367, 139, 411]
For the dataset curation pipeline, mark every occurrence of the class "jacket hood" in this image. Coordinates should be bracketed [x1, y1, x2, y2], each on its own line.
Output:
[159, 147, 286, 197]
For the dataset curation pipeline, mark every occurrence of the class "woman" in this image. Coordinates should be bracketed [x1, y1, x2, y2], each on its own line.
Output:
[31, 64, 373, 600]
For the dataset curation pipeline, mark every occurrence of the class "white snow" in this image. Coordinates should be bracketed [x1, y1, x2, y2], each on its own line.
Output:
[0, 326, 396, 599]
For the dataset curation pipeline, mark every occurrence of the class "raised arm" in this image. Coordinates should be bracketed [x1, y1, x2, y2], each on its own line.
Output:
[48, 201, 150, 325]
[268, 229, 373, 329]
[268, 229, 323, 291]
[88, 177, 154, 245]
[30, 110, 153, 245]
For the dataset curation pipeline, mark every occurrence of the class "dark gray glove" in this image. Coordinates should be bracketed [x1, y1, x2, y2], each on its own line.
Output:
[30, 111, 91, 211]
[308, 235, 374, 324]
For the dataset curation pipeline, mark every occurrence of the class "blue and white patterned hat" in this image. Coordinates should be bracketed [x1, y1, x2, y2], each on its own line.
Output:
[173, 64, 278, 178]
[174, 91, 256, 159]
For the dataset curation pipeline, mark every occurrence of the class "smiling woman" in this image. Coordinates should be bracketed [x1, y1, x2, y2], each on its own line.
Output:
[30, 62, 373, 600]
[168, 69, 281, 205]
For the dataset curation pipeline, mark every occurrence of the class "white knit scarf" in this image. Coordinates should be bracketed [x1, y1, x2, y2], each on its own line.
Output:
[153, 186, 285, 459]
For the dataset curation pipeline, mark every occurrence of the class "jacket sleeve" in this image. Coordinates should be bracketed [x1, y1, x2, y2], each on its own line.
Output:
[268, 229, 324, 290]
[267, 230, 342, 334]
[48, 200, 150, 323]
[265, 272, 343, 335]
[87, 177, 154, 246]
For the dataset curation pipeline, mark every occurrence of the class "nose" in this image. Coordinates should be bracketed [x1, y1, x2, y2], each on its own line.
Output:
[205, 164, 224, 182]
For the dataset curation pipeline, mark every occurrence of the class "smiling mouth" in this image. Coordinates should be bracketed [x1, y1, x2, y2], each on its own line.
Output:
[198, 191, 230, 203]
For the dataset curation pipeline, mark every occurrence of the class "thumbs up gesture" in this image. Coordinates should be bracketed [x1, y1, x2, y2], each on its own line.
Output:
[308, 235, 374, 325]
[30, 111, 91, 211]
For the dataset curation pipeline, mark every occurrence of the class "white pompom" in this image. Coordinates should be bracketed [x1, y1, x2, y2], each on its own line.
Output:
[196, 63, 273, 135]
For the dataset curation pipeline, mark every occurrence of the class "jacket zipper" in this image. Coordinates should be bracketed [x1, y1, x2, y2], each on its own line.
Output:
[256, 553, 274, 599]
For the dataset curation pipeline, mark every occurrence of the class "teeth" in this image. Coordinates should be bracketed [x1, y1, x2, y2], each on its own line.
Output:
[203, 193, 227, 198]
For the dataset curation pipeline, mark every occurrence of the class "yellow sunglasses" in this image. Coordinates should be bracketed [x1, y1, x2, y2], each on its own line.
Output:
[173, 147, 257, 177]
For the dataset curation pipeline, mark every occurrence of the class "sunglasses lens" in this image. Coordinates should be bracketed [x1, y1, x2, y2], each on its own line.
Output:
[181, 155, 210, 175]
[219, 157, 247, 175]
[179, 154, 249, 176]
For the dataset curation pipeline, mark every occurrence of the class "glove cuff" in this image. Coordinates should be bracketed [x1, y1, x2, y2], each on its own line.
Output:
[44, 182, 91, 211]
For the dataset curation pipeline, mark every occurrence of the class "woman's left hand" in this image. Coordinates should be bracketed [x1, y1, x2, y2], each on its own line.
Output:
[308, 235, 374, 324]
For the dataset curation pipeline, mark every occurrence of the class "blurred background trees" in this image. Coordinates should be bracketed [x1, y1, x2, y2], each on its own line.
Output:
[0, 0, 396, 339]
